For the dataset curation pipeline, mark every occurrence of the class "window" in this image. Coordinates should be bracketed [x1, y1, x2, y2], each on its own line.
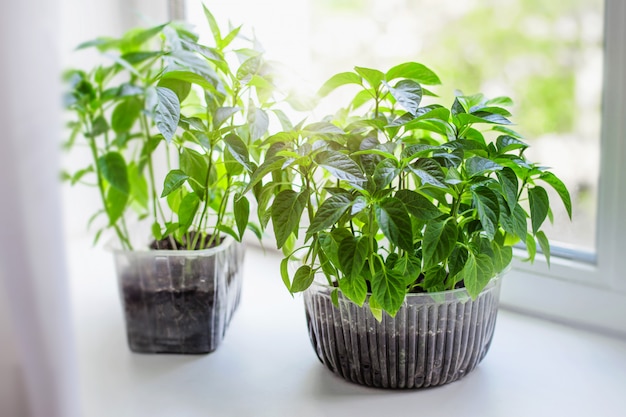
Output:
[185, 0, 626, 335]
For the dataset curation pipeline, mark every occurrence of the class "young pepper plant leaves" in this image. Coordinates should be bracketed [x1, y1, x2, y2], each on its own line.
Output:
[528, 186, 550, 233]
[290, 265, 315, 293]
[271, 189, 309, 249]
[375, 198, 414, 251]
[463, 251, 494, 299]
[234, 194, 250, 241]
[307, 193, 354, 236]
[472, 186, 500, 240]
[161, 170, 189, 197]
[423, 219, 458, 269]
[153, 86, 180, 143]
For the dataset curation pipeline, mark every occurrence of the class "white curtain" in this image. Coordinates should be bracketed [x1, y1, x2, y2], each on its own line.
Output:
[0, 0, 80, 415]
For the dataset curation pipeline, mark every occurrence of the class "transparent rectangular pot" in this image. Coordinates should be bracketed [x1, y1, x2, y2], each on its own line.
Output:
[304, 276, 502, 388]
[112, 237, 244, 354]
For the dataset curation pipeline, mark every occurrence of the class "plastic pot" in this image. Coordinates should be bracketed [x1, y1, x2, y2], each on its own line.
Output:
[112, 237, 244, 354]
[304, 276, 502, 388]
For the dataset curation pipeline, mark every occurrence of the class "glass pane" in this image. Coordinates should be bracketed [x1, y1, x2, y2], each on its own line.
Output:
[187, 0, 603, 254]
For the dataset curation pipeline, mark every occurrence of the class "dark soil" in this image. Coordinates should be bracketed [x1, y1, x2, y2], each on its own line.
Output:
[119, 238, 241, 354]
[149, 232, 224, 250]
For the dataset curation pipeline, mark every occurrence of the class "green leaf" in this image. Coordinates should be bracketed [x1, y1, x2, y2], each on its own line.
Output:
[338, 236, 369, 279]
[271, 190, 309, 249]
[385, 62, 441, 85]
[423, 219, 458, 269]
[111, 97, 142, 134]
[105, 186, 128, 224]
[214, 106, 240, 129]
[161, 170, 189, 197]
[127, 163, 148, 209]
[373, 158, 400, 191]
[539, 172, 572, 219]
[496, 135, 528, 153]
[314, 150, 365, 184]
[180, 147, 208, 200]
[291, 265, 315, 293]
[280, 258, 291, 291]
[409, 158, 447, 188]
[338, 275, 367, 307]
[448, 245, 469, 284]
[392, 253, 422, 286]
[465, 156, 503, 177]
[528, 186, 550, 234]
[375, 198, 414, 251]
[368, 296, 384, 322]
[237, 55, 262, 83]
[97, 152, 129, 194]
[525, 232, 537, 263]
[370, 261, 405, 316]
[223, 133, 251, 171]
[497, 167, 519, 211]
[386, 79, 422, 115]
[472, 186, 500, 240]
[307, 193, 353, 236]
[161, 70, 216, 91]
[248, 106, 269, 141]
[536, 230, 551, 267]
[491, 241, 513, 272]
[245, 156, 285, 193]
[234, 194, 250, 241]
[501, 203, 528, 241]
[202, 4, 222, 43]
[154, 87, 180, 143]
[317, 71, 362, 97]
[178, 192, 200, 231]
[151, 222, 162, 241]
[423, 266, 447, 290]
[157, 78, 191, 103]
[354, 66, 384, 90]
[462, 252, 494, 299]
[395, 190, 441, 220]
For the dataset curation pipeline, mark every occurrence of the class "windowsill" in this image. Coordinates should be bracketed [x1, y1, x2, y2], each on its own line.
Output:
[67, 241, 626, 417]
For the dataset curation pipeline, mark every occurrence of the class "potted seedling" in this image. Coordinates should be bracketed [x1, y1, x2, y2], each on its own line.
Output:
[251, 62, 571, 387]
[64, 7, 281, 353]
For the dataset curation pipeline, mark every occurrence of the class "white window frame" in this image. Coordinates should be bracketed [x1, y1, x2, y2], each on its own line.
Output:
[500, 0, 626, 337]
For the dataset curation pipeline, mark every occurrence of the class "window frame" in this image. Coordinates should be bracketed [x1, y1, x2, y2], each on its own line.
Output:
[500, 0, 626, 337]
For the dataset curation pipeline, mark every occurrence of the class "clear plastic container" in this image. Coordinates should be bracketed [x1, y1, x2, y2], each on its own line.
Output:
[303, 276, 502, 388]
[111, 237, 244, 354]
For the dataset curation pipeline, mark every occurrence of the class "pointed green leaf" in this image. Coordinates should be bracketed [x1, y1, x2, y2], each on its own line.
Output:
[525, 232, 537, 262]
[472, 186, 500, 240]
[385, 62, 441, 85]
[161, 169, 189, 197]
[111, 97, 142, 134]
[497, 167, 519, 211]
[291, 265, 315, 293]
[97, 152, 129, 194]
[375, 198, 414, 251]
[528, 186, 550, 233]
[354, 66, 384, 90]
[491, 241, 513, 272]
[370, 262, 405, 316]
[539, 172, 572, 219]
[466, 156, 503, 177]
[224, 133, 251, 171]
[307, 193, 353, 235]
[234, 194, 250, 240]
[386, 79, 422, 115]
[423, 219, 458, 269]
[314, 150, 365, 184]
[280, 257, 291, 291]
[105, 186, 128, 224]
[393, 253, 422, 286]
[317, 71, 362, 97]
[462, 252, 494, 299]
[178, 192, 200, 231]
[409, 158, 447, 188]
[248, 106, 269, 141]
[271, 190, 308, 249]
[338, 236, 369, 279]
[501, 203, 528, 241]
[338, 275, 368, 306]
[154, 87, 180, 143]
[536, 230, 551, 267]
[395, 190, 442, 220]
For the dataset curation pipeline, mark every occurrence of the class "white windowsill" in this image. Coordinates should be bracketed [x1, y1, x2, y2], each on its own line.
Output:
[67, 241, 626, 417]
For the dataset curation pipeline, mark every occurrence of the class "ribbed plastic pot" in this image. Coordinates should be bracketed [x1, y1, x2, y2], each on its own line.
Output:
[304, 276, 502, 388]
[112, 237, 244, 354]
